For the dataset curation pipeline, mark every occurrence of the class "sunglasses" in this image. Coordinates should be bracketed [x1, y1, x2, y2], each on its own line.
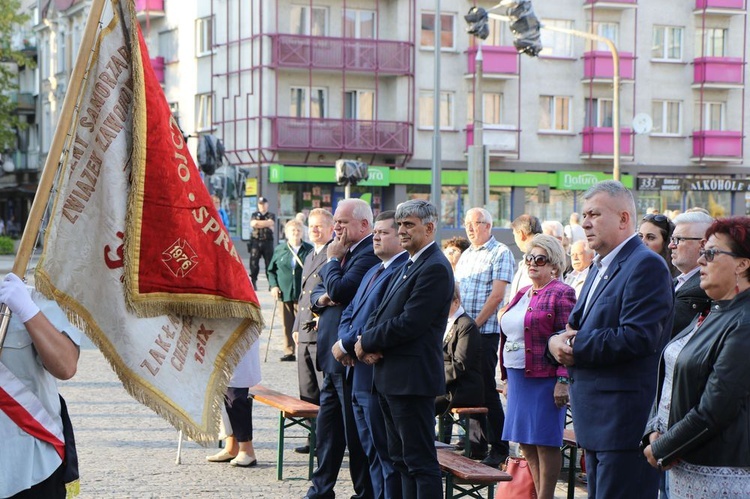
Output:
[669, 236, 702, 246]
[525, 254, 549, 267]
[642, 214, 669, 223]
[699, 248, 738, 262]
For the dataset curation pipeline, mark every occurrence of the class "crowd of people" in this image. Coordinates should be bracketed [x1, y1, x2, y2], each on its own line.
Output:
[9, 179, 750, 499]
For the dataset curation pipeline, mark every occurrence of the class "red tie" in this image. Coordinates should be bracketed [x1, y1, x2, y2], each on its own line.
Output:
[365, 264, 385, 293]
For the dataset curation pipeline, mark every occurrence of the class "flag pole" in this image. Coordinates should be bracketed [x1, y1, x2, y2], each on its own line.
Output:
[0, 0, 108, 353]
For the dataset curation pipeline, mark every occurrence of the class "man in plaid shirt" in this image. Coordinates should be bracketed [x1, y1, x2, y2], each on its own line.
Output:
[454, 207, 515, 468]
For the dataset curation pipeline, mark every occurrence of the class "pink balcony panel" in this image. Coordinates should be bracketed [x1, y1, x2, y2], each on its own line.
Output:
[695, 0, 745, 10]
[694, 57, 744, 85]
[585, 0, 637, 5]
[582, 127, 632, 156]
[692, 131, 743, 158]
[151, 56, 165, 84]
[272, 117, 410, 155]
[135, 0, 164, 12]
[466, 124, 519, 154]
[467, 46, 518, 76]
[271, 35, 411, 75]
[583, 51, 635, 80]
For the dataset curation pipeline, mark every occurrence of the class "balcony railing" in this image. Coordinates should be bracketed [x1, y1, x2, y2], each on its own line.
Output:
[694, 57, 744, 86]
[151, 56, 165, 84]
[11, 92, 35, 114]
[584, 0, 638, 7]
[466, 124, 519, 155]
[581, 127, 632, 156]
[583, 51, 635, 80]
[695, 0, 746, 11]
[467, 46, 518, 76]
[692, 130, 743, 159]
[135, 0, 165, 20]
[270, 35, 411, 75]
[272, 117, 410, 155]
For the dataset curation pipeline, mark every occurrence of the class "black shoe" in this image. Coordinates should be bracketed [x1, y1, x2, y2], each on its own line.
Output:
[280, 354, 296, 362]
[481, 452, 508, 469]
[295, 445, 310, 454]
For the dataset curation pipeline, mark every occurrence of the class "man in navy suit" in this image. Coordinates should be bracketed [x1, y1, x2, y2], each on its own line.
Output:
[548, 180, 674, 499]
[356, 200, 454, 499]
[305, 199, 379, 499]
[335, 210, 408, 499]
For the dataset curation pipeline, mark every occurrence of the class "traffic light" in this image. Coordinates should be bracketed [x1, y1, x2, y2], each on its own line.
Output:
[335, 160, 369, 186]
[507, 0, 542, 57]
[464, 7, 490, 41]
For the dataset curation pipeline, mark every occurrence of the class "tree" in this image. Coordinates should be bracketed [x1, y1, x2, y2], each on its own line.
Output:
[0, 0, 35, 153]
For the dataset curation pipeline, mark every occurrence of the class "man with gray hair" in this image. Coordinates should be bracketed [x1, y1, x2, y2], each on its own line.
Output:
[454, 207, 515, 467]
[356, 199, 454, 499]
[669, 211, 713, 337]
[565, 240, 595, 298]
[548, 180, 673, 499]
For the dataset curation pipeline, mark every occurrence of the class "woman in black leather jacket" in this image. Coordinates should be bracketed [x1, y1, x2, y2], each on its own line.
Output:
[642, 217, 750, 498]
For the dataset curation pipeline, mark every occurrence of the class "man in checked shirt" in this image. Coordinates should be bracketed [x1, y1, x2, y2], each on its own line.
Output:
[454, 207, 515, 468]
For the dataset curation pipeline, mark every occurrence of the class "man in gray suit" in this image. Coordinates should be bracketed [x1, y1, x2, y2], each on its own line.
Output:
[669, 211, 713, 337]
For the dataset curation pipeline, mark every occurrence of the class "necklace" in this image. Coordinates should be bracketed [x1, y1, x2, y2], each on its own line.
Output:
[529, 278, 555, 295]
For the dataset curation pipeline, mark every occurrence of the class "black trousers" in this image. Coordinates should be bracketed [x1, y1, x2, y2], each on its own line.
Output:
[248, 239, 273, 287]
[11, 464, 65, 499]
[479, 333, 509, 457]
[225, 387, 253, 442]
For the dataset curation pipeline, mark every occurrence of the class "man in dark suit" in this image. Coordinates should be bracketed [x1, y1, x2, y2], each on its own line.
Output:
[435, 284, 483, 454]
[356, 200, 454, 499]
[305, 199, 379, 499]
[292, 208, 333, 454]
[669, 211, 713, 337]
[548, 180, 674, 499]
[335, 210, 408, 499]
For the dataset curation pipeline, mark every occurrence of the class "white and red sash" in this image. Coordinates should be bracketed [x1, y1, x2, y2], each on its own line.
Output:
[0, 361, 64, 460]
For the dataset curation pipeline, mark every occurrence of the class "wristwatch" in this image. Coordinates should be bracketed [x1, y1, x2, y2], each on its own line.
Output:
[328, 256, 340, 263]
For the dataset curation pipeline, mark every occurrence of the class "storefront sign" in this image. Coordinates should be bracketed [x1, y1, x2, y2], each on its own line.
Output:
[556, 171, 629, 190]
[638, 176, 750, 192]
[358, 166, 390, 187]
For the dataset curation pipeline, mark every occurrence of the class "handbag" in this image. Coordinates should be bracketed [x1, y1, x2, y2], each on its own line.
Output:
[495, 456, 537, 499]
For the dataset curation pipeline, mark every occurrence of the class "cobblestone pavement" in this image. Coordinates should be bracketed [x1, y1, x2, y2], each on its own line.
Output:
[1, 250, 586, 498]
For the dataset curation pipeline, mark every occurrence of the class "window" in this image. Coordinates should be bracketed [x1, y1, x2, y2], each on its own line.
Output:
[694, 102, 725, 131]
[652, 100, 681, 135]
[539, 96, 571, 131]
[56, 31, 67, 74]
[42, 101, 52, 152]
[695, 28, 727, 57]
[420, 12, 456, 50]
[291, 5, 328, 36]
[159, 29, 179, 63]
[584, 98, 613, 127]
[196, 16, 213, 56]
[40, 38, 50, 79]
[474, 18, 510, 47]
[196, 93, 213, 131]
[344, 90, 374, 120]
[290, 87, 327, 118]
[652, 26, 683, 61]
[467, 93, 503, 125]
[540, 19, 574, 57]
[586, 22, 619, 51]
[71, 24, 82, 67]
[344, 9, 375, 39]
[419, 91, 455, 130]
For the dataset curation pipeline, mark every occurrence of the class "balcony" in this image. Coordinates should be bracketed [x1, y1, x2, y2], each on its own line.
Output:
[270, 35, 411, 75]
[584, 0, 638, 8]
[11, 92, 35, 115]
[692, 130, 743, 160]
[583, 51, 635, 80]
[272, 117, 410, 155]
[466, 124, 519, 156]
[693, 57, 744, 87]
[150, 56, 165, 84]
[581, 127, 633, 156]
[467, 46, 518, 77]
[695, 0, 746, 14]
[135, 0, 165, 21]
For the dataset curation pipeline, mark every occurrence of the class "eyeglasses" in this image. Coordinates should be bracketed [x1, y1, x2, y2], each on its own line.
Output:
[524, 254, 549, 267]
[463, 221, 489, 229]
[642, 214, 669, 223]
[669, 236, 702, 246]
[699, 248, 739, 262]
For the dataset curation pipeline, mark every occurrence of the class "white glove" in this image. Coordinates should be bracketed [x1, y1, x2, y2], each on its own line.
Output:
[0, 273, 40, 323]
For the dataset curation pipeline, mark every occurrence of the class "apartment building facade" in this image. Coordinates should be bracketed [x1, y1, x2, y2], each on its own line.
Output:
[10, 0, 750, 235]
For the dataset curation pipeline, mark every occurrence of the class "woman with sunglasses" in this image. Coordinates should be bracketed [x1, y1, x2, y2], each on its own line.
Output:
[498, 234, 576, 499]
[638, 213, 679, 277]
[643, 217, 750, 498]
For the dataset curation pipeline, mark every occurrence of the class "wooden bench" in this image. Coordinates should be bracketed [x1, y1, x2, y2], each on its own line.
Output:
[437, 406, 489, 458]
[561, 428, 578, 499]
[437, 448, 511, 499]
[249, 385, 319, 480]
